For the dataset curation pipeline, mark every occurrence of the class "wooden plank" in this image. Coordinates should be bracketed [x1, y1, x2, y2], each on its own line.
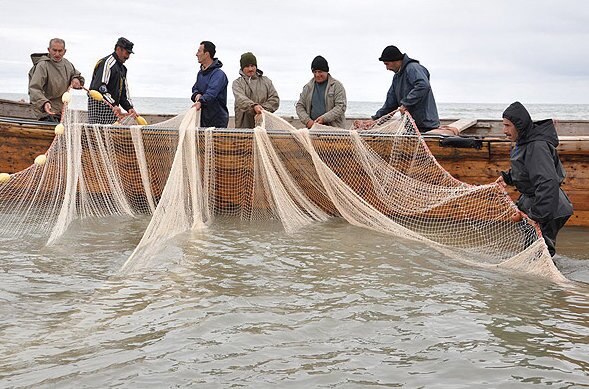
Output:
[446, 118, 477, 132]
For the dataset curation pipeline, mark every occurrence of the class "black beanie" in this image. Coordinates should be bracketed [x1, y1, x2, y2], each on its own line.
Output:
[379, 45, 404, 62]
[311, 55, 329, 72]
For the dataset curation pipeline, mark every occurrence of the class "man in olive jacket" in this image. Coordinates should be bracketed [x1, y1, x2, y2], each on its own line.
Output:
[232, 52, 280, 128]
[28, 38, 84, 122]
[296, 56, 347, 129]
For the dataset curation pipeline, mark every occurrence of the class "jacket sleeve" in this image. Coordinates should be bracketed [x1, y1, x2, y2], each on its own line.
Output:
[28, 62, 49, 110]
[525, 142, 561, 223]
[120, 76, 133, 111]
[373, 82, 399, 119]
[400, 64, 431, 108]
[90, 58, 115, 104]
[261, 79, 280, 113]
[71, 63, 84, 86]
[295, 83, 312, 124]
[191, 76, 201, 102]
[199, 70, 228, 105]
[321, 81, 347, 124]
[232, 78, 256, 111]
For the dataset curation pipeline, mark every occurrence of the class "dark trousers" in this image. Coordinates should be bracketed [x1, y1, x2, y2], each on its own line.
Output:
[540, 216, 571, 257]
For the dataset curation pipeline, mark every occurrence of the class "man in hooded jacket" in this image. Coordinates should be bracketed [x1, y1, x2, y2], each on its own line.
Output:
[497, 102, 573, 257]
[372, 45, 439, 132]
[28, 38, 84, 122]
[191, 41, 229, 128]
[232, 52, 280, 128]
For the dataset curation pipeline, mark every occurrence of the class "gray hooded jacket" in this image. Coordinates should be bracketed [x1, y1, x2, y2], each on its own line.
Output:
[501, 102, 573, 223]
[232, 69, 279, 128]
[28, 53, 84, 118]
[373, 54, 439, 131]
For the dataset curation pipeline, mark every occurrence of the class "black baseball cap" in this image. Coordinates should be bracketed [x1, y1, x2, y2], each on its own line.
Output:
[116, 37, 134, 53]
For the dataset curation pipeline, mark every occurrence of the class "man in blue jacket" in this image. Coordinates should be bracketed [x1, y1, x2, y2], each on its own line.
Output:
[372, 45, 439, 132]
[191, 41, 229, 128]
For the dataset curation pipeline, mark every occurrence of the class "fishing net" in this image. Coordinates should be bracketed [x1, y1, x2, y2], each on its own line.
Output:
[0, 100, 566, 282]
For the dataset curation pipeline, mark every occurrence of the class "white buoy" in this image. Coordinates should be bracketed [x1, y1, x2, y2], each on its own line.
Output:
[62, 91, 72, 103]
[0, 173, 11, 183]
[34, 154, 47, 166]
[54, 123, 65, 135]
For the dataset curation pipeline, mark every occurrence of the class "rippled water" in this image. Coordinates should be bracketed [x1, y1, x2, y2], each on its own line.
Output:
[1, 217, 588, 388]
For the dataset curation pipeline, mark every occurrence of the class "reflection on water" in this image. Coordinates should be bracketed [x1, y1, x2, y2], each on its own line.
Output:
[0, 216, 588, 388]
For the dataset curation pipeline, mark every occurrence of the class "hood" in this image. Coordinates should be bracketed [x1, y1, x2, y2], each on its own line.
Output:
[238, 68, 263, 78]
[503, 102, 558, 147]
[202, 58, 224, 74]
[30, 53, 50, 65]
[398, 54, 419, 73]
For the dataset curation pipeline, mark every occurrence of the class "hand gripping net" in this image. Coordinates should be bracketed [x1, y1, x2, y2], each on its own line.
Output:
[0, 105, 566, 282]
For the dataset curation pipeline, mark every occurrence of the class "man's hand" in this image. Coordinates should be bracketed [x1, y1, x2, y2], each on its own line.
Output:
[495, 175, 507, 189]
[306, 119, 314, 129]
[253, 104, 263, 115]
[127, 108, 138, 118]
[70, 78, 82, 90]
[192, 101, 202, 111]
[353, 119, 375, 131]
[194, 93, 202, 102]
[315, 116, 325, 125]
[43, 102, 56, 115]
[113, 106, 123, 119]
[399, 105, 407, 114]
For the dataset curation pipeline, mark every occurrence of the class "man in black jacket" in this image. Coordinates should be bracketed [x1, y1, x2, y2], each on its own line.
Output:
[88, 37, 137, 124]
[496, 102, 573, 257]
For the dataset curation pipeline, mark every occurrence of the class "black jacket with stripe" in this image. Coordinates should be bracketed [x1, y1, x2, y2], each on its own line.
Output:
[89, 52, 133, 111]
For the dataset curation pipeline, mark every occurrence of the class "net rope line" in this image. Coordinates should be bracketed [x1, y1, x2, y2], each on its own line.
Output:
[0, 101, 567, 282]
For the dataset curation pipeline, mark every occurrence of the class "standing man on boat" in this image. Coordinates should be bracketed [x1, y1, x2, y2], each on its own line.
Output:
[191, 41, 229, 128]
[232, 52, 280, 128]
[496, 102, 573, 257]
[28, 38, 85, 122]
[296, 55, 347, 129]
[371, 45, 439, 132]
[88, 37, 137, 124]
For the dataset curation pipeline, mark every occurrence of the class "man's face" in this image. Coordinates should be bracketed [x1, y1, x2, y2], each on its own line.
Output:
[48, 42, 66, 62]
[503, 118, 518, 142]
[196, 44, 208, 64]
[115, 46, 131, 63]
[243, 64, 257, 77]
[384, 60, 402, 73]
[313, 70, 328, 83]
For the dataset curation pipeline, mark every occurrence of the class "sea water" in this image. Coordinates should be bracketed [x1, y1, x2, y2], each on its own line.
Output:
[0, 216, 588, 388]
[1, 93, 588, 387]
[2, 92, 589, 120]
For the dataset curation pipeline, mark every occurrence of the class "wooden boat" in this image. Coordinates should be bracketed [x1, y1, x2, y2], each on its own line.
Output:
[1, 100, 588, 227]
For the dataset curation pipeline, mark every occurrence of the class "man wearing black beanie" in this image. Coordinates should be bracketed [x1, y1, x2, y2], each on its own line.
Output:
[296, 55, 347, 129]
[371, 45, 439, 132]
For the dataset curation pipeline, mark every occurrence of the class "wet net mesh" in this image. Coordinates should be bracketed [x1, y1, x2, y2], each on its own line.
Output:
[0, 100, 566, 282]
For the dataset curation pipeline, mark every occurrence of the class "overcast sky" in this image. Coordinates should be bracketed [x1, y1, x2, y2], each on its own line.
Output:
[1, 0, 588, 104]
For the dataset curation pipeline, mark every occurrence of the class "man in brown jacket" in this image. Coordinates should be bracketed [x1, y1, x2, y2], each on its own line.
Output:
[232, 52, 280, 128]
[28, 38, 84, 122]
[296, 55, 346, 129]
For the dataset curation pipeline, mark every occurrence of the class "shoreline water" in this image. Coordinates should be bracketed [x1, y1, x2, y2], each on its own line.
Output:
[2, 92, 588, 120]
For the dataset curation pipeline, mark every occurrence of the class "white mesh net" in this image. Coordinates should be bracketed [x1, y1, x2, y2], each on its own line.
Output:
[0, 100, 567, 282]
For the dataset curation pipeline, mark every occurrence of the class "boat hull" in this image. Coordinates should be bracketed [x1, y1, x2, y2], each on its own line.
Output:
[1, 116, 588, 227]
